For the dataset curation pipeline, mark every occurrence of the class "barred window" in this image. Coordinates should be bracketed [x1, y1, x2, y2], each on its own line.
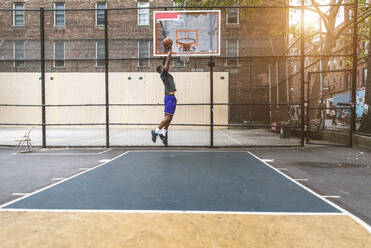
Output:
[96, 2, 106, 26]
[138, 2, 150, 26]
[54, 41, 65, 68]
[227, 8, 239, 24]
[226, 40, 238, 66]
[96, 41, 105, 67]
[14, 40, 25, 68]
[13, 3, 24, 26]
[55, 3, 65, 26]
[362, 68, 367, 87]
[138, 40, 150, 67]
[347, 74, 351, 89]
[173, 57, 185, 67]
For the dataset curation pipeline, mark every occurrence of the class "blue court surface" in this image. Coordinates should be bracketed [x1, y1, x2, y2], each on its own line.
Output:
[3, 151, 340, 213]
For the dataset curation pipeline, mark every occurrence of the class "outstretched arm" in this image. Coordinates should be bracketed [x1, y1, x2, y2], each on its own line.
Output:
[164, 49, 172, 72]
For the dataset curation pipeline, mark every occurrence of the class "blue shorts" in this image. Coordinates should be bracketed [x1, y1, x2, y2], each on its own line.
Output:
[164, 95, 177, 115]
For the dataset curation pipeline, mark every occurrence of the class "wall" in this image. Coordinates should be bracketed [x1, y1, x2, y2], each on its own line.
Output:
[0, 72, 228, 129]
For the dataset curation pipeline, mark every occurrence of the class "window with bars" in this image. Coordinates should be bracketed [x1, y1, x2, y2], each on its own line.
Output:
[96, 2, 106, 26]
[96, 41, 105, 67]
[347, 74, 351, 89]
[362, 68, 367, 87]
[13, 3, 24, 26]
[173, 57, 185, 67]
[138, 2, 150, 26]
[54, 41, 65, 68]
[227, 8, 239, 24]
[138, 40, 150, 67]
[14, 40, 25, 68]
[226, 40, 238, 66]
[55, 3, 65, 26]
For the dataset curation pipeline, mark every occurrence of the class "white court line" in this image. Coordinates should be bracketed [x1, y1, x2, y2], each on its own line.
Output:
[52, 178, 66, 181]
[248, 151, 371, 233]
[322, 195, 341, 199]
[0, 209, 346, 216]
[294, 179, 309, 182]
[0, 151, 130, 209]
[97, 149, 112, 155]
[99, 159, 112, 163]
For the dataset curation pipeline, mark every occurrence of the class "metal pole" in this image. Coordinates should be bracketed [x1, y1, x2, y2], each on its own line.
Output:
[319, 18, 324, 129]
[306, 79, 310, 144]
[350, 0, 358, 147]
[300, 0, 305, 146]
[268, 65, 272, 123]
[40, 7, 46, 148]
[104, 9, 110, 148]
[209, 56, 215, 147]
[286, 0, 290, 120]
[276, 61, 279, 112]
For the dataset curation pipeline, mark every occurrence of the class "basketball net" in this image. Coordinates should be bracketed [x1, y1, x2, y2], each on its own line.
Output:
[177, 38, 196, 63]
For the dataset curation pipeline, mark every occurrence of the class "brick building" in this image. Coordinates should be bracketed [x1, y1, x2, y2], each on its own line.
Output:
[0, 0, 287, 123]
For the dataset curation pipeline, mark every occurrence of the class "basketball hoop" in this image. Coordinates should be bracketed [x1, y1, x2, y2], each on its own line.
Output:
[177, 38, 196, 62]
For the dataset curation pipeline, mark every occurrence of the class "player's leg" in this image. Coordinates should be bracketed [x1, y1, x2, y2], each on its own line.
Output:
[151, 118, 166, 143]
[159, 114, 173, 145]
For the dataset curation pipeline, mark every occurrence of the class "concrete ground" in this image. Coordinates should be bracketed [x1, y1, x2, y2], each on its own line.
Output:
[0, 127, 301, 147]
[0, 147, 370, 247]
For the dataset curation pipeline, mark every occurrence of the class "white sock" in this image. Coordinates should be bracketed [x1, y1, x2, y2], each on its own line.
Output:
[162, 129, 167, 136]
[155, 128, 160, 134]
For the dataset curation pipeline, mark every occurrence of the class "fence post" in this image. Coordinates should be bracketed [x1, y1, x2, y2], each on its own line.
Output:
[300, 0, 305, 147]
[208, 57, 215, 147]
[350, 0, 358, 147]
[104, 9, 110, 148]
[40, 7, 46, 148]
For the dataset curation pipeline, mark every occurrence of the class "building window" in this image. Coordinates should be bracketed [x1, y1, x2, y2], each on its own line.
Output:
[14, 40, 25, 68]
[362, 68, 367, 87]
[13, 3, 25, 26]
[96, 2, 106, 26]
[138, 40, 150, 67]
[226, 40, 238, 66]
[54, 41, 65, 68]
[227, 8, 239, 24]
[173, 57, 185, 67]
[54, 3, 65, 26]
[138, 2, 150, 26]
[347, 74, 351, 89]
[96, 41, 105, 67]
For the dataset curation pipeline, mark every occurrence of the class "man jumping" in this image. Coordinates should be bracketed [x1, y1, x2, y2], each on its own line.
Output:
[151, 45, 177, 146]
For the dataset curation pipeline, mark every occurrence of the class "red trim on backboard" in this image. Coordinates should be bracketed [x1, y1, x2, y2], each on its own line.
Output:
[155, 12, 179, 20]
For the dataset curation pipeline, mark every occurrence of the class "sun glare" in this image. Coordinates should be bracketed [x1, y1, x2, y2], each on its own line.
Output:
[289, 0, 344, 32]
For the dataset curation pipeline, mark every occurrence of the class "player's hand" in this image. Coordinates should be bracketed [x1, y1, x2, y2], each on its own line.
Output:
[165, 44, 172, 52]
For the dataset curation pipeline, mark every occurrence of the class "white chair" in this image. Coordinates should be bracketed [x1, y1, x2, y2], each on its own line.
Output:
[15, 127, 33, 153]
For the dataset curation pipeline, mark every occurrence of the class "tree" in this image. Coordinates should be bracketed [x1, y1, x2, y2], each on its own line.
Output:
[288, 0, 370, 125]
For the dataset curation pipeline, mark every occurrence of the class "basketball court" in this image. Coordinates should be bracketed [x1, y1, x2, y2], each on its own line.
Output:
[0, 149, 370, 247]
[1, 3, 371, 247]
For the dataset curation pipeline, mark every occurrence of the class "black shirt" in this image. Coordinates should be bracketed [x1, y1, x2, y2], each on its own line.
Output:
[160, 68, 176, 94]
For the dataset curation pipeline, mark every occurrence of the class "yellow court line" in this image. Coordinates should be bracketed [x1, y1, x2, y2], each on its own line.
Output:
[217, 129, 242, 145]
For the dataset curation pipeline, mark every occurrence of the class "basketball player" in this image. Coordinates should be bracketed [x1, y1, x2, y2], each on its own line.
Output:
[151, 39, 176, 146]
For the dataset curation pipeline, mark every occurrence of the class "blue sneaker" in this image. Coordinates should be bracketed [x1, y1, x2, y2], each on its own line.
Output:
[159, 133, 168, 146]
[151, 130, 157, 143]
